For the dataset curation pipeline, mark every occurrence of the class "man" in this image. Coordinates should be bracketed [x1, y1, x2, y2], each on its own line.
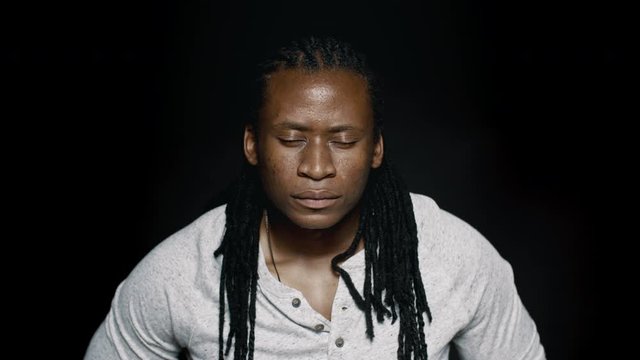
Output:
[86, 37, 545, 359]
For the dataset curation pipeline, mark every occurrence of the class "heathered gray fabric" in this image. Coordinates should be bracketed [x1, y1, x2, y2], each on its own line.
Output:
[85, 193, 545, 359]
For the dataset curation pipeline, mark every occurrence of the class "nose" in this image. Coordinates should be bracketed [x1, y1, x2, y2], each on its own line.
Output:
[297, 141, 336, 180]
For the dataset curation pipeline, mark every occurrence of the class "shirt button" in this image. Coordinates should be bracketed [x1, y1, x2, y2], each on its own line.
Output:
[291, 298, 301, 308]
[335, 337, 344, 347]
[314, 324, 324, 332]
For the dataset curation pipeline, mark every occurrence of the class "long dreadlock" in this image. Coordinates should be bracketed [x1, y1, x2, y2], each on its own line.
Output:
[214, 37, 432, 360]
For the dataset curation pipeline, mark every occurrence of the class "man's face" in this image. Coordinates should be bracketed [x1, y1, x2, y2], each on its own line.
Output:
[244, 69, 384, 230]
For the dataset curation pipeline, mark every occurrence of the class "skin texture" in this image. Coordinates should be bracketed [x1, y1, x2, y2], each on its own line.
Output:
[243, 68, 383, 319]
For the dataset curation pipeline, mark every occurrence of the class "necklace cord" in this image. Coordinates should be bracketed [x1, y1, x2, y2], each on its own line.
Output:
[265, 210, 282, 282]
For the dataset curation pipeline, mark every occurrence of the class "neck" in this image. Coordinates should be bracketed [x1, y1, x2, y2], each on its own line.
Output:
[264, 205, 363, 260]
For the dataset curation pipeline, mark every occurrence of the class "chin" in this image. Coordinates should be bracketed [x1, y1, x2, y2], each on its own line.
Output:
[288, 212, 342, 230]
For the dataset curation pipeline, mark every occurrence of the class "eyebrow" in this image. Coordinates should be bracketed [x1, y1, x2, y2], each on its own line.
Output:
[273, 121, 360, 133]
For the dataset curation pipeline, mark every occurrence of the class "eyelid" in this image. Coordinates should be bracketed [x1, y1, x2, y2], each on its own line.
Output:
[277, 137, 306, 148]
[331, 136, 359, 143]
[330, 140, 358, 149]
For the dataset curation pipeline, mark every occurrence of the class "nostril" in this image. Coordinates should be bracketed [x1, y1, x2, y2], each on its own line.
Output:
[297, 148, 336, 180]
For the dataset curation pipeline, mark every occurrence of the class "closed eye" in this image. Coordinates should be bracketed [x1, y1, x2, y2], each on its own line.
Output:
[278, 138, 306, 147]
[331, 140, 358, 149]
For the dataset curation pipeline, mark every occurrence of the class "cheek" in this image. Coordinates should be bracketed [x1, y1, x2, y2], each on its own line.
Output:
[258, 141, 286, 174]
[261, 153, 297, 188]
[335, 157, 372, 196]
[335, 151, 372, 176]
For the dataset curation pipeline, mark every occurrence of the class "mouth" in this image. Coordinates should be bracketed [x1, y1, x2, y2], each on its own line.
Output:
[292, 190, 341, 210]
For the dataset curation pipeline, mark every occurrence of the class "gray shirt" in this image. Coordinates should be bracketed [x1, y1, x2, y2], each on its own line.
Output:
[85, 193, 546, 359]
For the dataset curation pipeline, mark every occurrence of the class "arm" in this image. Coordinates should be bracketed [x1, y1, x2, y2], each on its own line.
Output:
[84, 280, 182, 359]
[84, 239, 193, 359]
[453, 236, 545, 360]
[85, 206, 226, 359]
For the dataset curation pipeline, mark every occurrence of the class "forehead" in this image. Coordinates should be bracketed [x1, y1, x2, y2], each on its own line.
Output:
[261, 69, 372, 126]
[265, 68, 369, 97]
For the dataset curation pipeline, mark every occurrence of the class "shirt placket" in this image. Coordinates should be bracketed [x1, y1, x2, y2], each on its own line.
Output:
[326, 263, 365, 359]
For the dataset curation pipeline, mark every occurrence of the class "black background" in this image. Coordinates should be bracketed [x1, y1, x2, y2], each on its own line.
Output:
[7, 0, 630, 358]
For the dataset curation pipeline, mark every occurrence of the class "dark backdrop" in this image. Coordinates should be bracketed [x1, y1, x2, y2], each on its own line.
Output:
[9, 0, 629, 358]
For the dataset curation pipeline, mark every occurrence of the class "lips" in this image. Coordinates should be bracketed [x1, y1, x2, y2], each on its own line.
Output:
[292, 190, 341, 209]
[293, 190, 340, 200]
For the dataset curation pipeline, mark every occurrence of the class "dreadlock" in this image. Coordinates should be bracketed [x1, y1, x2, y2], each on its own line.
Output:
[214, 37, 432, 360]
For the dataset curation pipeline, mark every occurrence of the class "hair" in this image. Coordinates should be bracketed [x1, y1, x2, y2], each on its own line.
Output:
[213, 37, 432, 360]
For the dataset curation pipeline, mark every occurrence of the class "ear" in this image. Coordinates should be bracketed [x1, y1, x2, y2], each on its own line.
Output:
[244, 124, 259, 165]
[371, 134, 384, 169]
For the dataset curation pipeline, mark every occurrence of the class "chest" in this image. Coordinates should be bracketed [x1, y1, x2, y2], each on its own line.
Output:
[186, 272, 455, 360]
[281, 265, 340, 320]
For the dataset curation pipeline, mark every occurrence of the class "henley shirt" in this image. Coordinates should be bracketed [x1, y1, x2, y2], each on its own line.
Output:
[85, 193, 546, 359]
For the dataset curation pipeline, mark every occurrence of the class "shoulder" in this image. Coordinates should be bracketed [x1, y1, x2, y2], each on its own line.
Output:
[410, 192, 503, 271]
[94, 205, 229, 355]
[410, 194, 547, 358]
[410, 192, 510, 300]
[116, 204, 228, 327]
[409, 192, 517, 335]
[150, 204, 228, 264]
[119, 203, 228, 290]
[134, 204, 228, 284]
